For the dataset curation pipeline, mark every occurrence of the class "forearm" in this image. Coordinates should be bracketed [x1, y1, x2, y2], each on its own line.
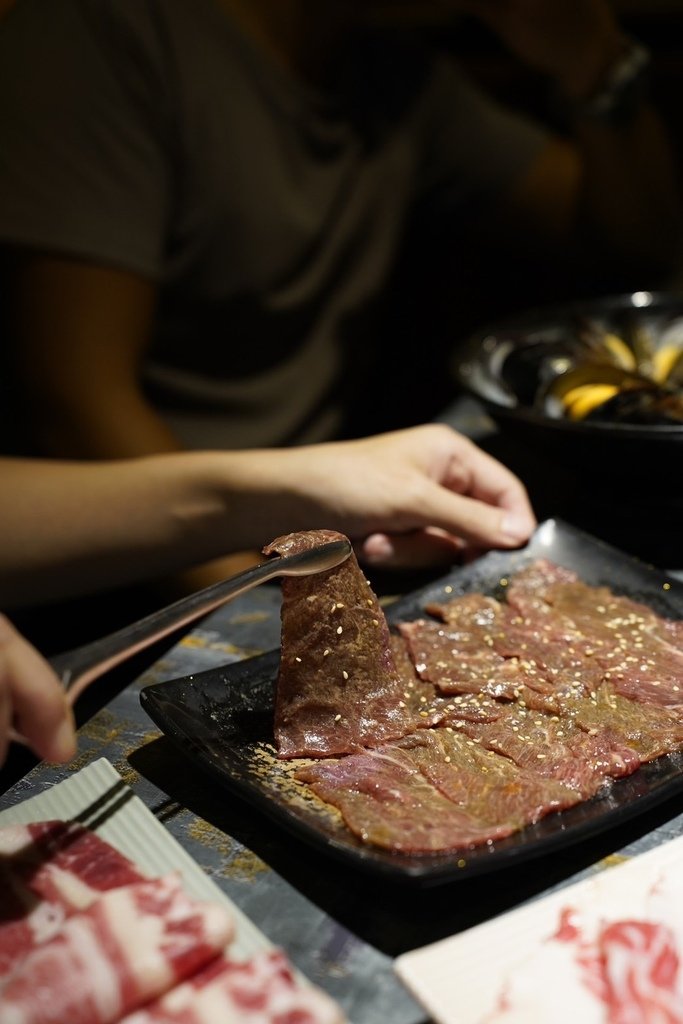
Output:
[29, 380, 184, 460]
[0, 455, 239, 606]
[10, 255, 184, 459]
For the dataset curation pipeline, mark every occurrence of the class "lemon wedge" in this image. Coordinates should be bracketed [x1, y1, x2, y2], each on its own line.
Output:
[602, 333, 637, 370]
[652, 344, 682, 383]
[562, 383, 620, 420]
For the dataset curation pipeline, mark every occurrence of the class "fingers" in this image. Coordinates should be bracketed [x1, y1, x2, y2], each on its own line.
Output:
[360, 528, 465, 570]
[355, 428, 536, 568]
[442, 436, 537, 543]
[0, 615, 76, 766]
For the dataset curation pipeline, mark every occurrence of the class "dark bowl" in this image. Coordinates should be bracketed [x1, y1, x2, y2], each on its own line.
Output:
[453, 290, 683, 488]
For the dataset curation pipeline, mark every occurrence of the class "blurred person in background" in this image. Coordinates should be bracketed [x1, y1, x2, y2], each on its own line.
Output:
[0, 0, 680, 591]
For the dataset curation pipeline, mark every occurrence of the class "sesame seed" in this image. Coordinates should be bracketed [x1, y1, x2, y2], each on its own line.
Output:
[295, 656, 302, 662]
[323, 649, 330, 657]
[334, 714, 342, 722]
[342, 670, 349, 680]
[337, 626, 343, 634]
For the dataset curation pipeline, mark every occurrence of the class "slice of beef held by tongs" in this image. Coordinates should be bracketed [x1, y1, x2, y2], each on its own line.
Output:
[263, 529, 416, 759]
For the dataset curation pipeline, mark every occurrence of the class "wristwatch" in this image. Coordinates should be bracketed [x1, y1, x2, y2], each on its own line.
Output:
[561, 37, 652, 126]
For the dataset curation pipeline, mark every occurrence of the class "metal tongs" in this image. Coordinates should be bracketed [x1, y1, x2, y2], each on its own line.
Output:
[51, 537, 351, 705]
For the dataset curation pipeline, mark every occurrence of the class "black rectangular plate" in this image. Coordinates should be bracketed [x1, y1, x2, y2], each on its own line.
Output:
[140, 519, 683, 886]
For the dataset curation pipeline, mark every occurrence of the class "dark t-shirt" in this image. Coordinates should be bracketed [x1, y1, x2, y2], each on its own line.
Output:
[0, 0, 547, 447]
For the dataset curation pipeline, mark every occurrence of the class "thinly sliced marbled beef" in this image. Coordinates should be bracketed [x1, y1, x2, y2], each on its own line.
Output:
[296, 744, 516, 853]
[451, 702, 641, 798]
[263, 530, 415, 758]
[506, 561, 683, 710]
[297, 725, 580, 853]
[119, 949, 346, 1024]
[282, 553, 683, 855]
[389, 633, 503, 729]
[0, 821, 146, 977]
[0, 874, 233, 1024]
[505, 559, 580, 617]
[571, 686, 683, 761]
[399, 615, 556, 700]
[416, 595, 517, 700]
[392, 728, 581, 826]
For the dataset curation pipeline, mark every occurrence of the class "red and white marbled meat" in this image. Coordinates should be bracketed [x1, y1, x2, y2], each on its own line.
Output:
[0, 821, 146, 977]
[0, 874, 234, 1024]
[596, 920, 683, 1022]
[119, 949, 346, 1023]
[568, 918, 683, 1022]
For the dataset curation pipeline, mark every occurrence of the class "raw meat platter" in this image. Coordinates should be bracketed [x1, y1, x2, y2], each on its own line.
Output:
[140, 520, 683, 886]
[394, 830, 683, 1022]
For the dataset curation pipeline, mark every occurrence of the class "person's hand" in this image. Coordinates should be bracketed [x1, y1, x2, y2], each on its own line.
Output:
[258, 424, 536, 570]
[450, 0, 624, 100]
[0, 615, 76, 767]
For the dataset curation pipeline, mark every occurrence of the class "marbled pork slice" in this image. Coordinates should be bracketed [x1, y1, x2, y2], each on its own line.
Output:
[0, 821, 146, 978]
[119, 949, 347, 1024]
[0, 873, 234, 1024]
[295, 744, 517, 853]
[263, 530, 416, 758]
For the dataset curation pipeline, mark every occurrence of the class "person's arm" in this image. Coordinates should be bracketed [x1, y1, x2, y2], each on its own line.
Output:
[10, 256, 180, 459]
[459, 0, 682, 277]
[0, 424, 535, 608]
[6, 253, 265, 589]
[0, 614, 76, 767]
